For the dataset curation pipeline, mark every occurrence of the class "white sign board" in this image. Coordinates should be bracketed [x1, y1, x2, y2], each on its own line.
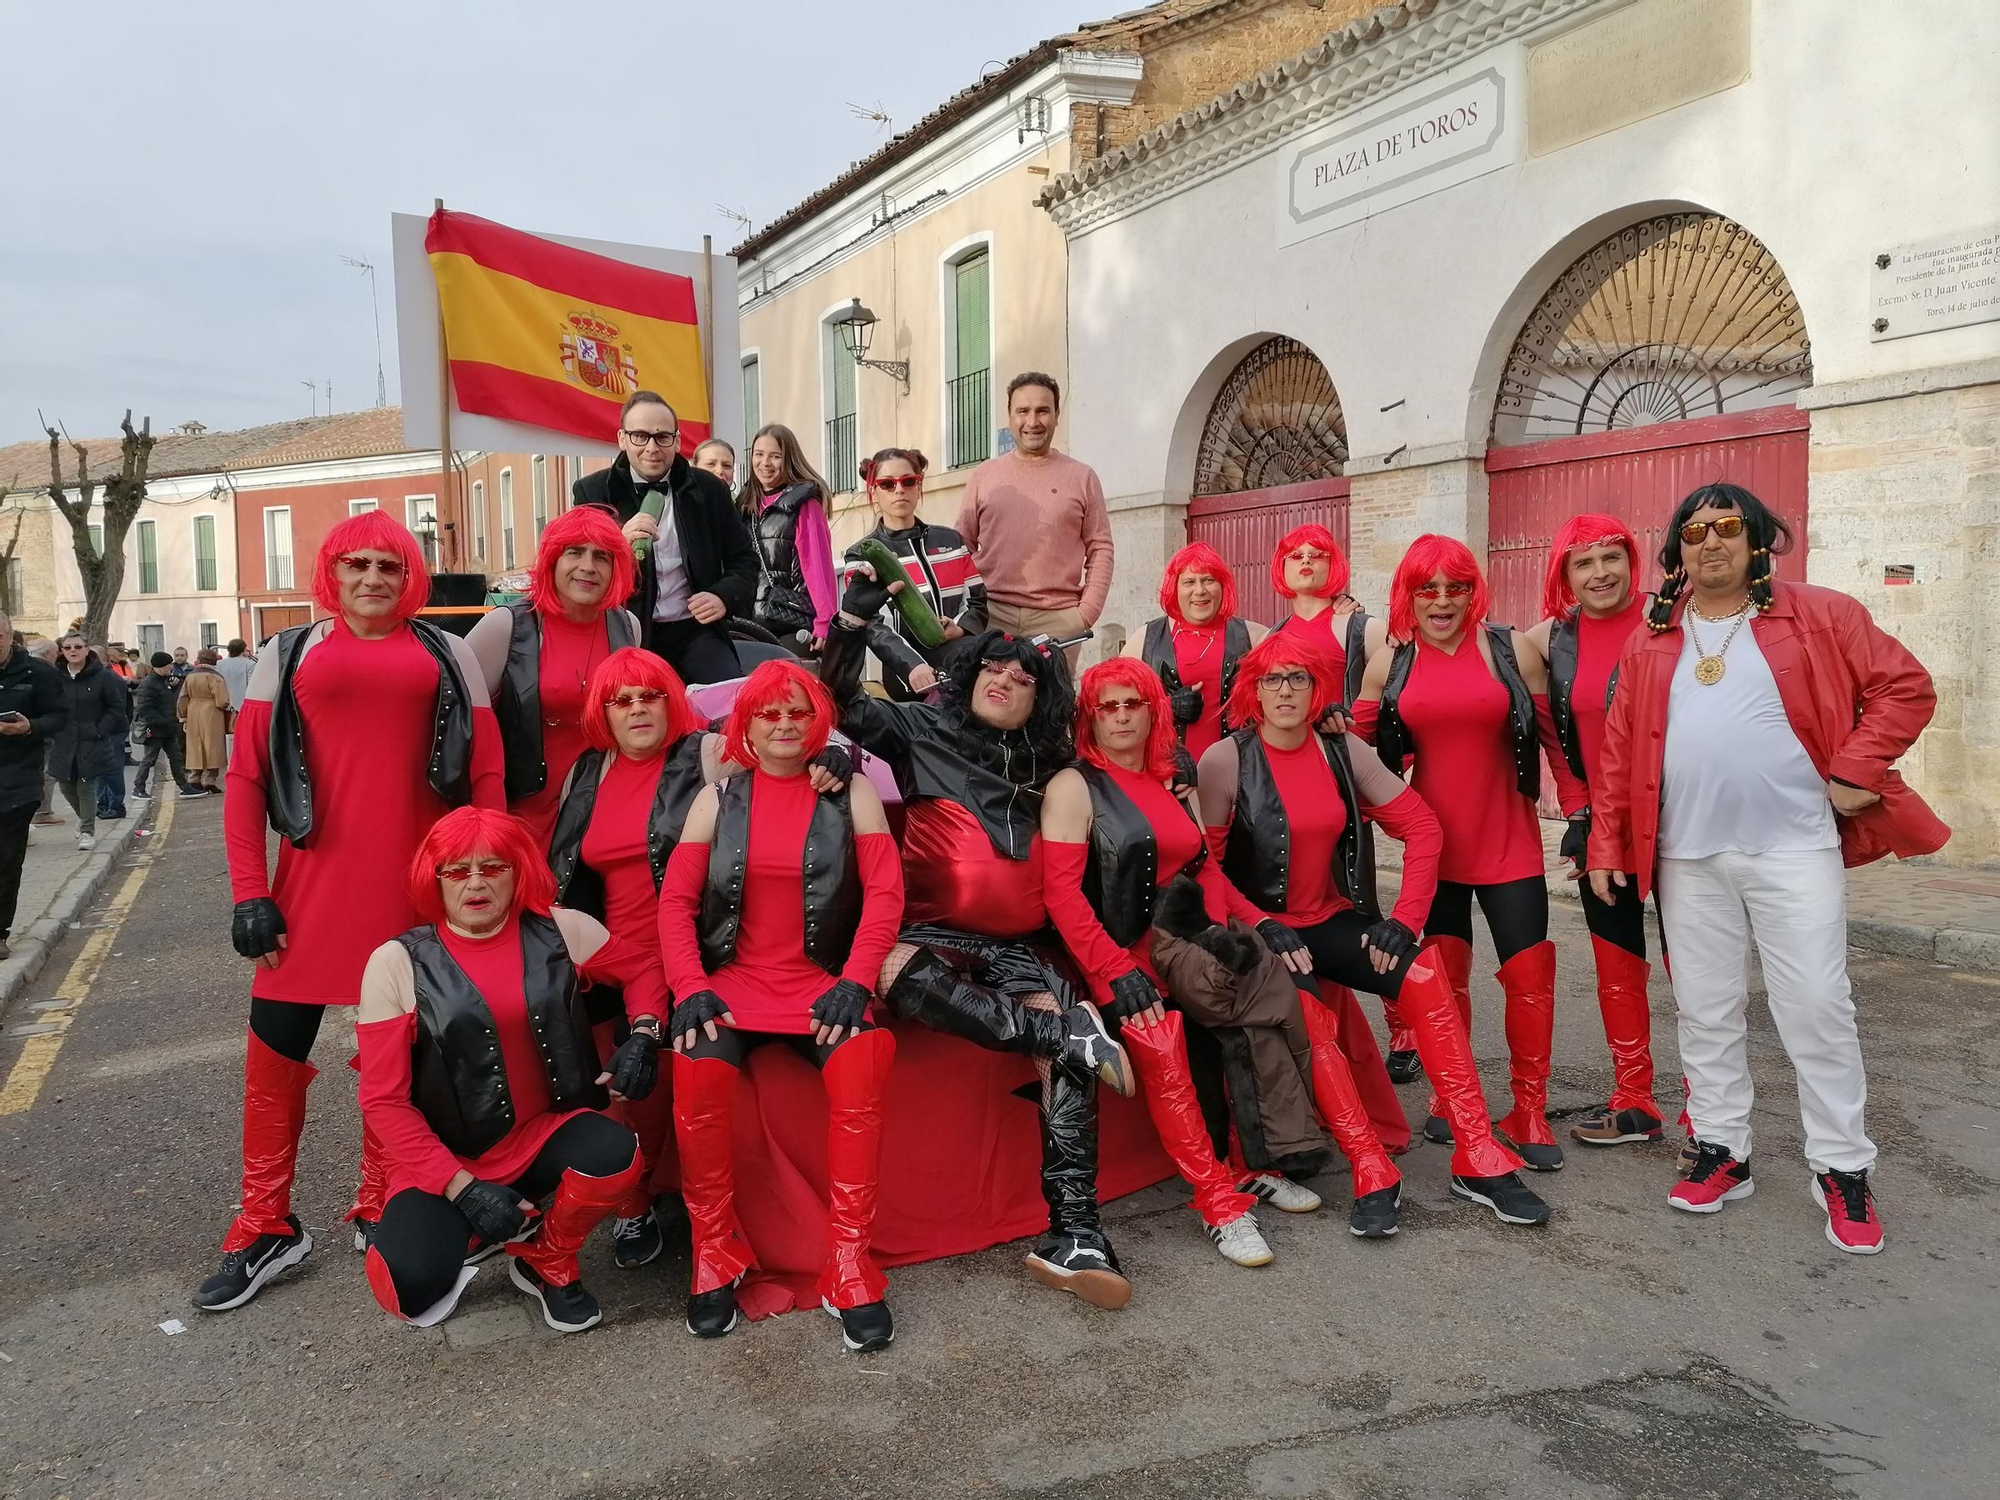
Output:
[1869, 225, 2000, 342]
[391, 212, 741, 455]
[1278, 48, 1522, 249]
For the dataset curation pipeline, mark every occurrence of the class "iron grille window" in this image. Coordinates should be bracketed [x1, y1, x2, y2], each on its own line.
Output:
[950, 250, 991, 468]
[825, 413, 858, 497]
[200, 621, 220, 650]
[263, 509, 293, 591]
[947, 368, 991, 469]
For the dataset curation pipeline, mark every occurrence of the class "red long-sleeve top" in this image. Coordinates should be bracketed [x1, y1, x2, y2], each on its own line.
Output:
[510, 610, 616, 847]
[577, 749, 673, 1023]
[658, 770, 904, 1033]
[224, 619, 504, 1006]
[1044, 762, 1263, 1005]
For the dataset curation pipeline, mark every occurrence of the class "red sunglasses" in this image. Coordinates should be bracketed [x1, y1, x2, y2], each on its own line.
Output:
[751, 707, 815, 724]
[870, 474, 922, 493]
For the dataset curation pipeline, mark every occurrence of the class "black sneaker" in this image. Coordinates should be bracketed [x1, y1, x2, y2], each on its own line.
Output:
[100, 809, 126, 821]
[1349, 1184, 1402, 1238]
[1422, 1113, 1455, 1144]
[509, 1259, 602, 1334]
[1022, 1232, 1132, 1310]
[1450, 1172, 1552, 1226]
[1496, 1129, 1566, 1173]
[823, 1297, 895, 1352]
[1386, 1049, 1424, 1085]
[1060, 1003, 1135, 1097]
[611, 1209, 664, 1269]
[350, 1218, 376, 1253]
[191, 1217, 314, 1311]
[686, 1280, 741, 1338]
[463, 1221, 537, 1266]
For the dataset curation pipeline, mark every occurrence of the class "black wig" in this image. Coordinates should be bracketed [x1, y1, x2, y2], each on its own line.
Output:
[1647, 481, 1795, 632]
[937, 628, 1076, 777]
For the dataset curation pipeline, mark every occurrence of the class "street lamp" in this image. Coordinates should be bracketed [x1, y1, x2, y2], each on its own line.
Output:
[834, 298, 911, 392]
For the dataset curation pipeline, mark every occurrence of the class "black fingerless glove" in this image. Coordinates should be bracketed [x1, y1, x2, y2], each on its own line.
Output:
[1107, 969, 1162, 1021]
[1170, 746, 1198, 793]
[1255, 918, 1308, 957]
[605, 1028, 660, 1100]
[1360, 917, 1418, 962]
[1560, 810, 1592, 864]
[454, 1178, 529, 1245]
[808, 743, 854, 785]
[839, 570, 892, 622]
[1157, 663, 1203, 729]
[231, 897, 285, 960]
[668, 989, 729, 1041]
[809, 977, 872, 1032]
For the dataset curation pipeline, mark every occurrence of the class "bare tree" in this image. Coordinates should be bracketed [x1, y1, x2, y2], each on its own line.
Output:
[45, 410, 154, 647]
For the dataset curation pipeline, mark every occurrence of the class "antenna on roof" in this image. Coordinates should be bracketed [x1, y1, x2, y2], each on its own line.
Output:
[301, 380, 318, 417]
[716, 203, 754, 232]
[846, 100, 893, 135]
[340, 255, 389, 407]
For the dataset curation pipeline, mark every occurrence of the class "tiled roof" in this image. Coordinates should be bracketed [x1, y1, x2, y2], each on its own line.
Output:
[0, 409, 418, 497]
[732, 0, 1247, 260]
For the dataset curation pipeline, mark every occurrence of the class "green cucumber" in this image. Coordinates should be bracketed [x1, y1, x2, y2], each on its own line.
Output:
[850, 536, 948, 649]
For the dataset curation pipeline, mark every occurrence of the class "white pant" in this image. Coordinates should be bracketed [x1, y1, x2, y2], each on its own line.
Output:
[1656, 847, 1873, 1174]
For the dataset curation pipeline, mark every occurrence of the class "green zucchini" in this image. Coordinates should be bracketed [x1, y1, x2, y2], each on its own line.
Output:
[850, 536, 948, 648]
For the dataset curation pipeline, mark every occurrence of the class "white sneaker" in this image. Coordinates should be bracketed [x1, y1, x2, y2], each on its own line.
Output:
[1239, 1173, 1323, 1214]
[77, 833, 96, 851]
[1208, 1212, 1274, 1268]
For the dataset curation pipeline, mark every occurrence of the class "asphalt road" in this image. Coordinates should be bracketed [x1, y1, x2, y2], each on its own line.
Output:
[1, 801, 1995, 1499]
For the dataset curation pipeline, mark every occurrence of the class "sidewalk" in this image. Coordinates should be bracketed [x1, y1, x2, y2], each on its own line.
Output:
[1379, 819, 2000, 973]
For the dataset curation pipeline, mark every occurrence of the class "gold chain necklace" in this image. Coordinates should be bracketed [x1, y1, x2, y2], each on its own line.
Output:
[1685, 598, 1751, 685]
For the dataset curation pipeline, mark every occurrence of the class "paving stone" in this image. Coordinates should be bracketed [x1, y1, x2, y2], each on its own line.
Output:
[439, 1304, 534, 1350]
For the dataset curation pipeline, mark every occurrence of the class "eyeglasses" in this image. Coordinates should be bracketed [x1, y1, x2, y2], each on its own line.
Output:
[603, 690, 668, 710]
[1090, 697, 1149, 718]
[1256, 670, 1313, 692]
[336, 555, 408, 578]
[978, 661, 1035, 687]
[871, 474, 922, 493]
[437, 860, 513, 881]
[1679, 515, 1746, 544]
[751, 707, 815, 723]
[622, 428, 679, 449]
[1412, 582, 1474, 601]
[1285, 548, 1330, 565]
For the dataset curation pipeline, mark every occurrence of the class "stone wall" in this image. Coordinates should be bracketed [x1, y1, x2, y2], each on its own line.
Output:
[1345, 458, 1488, 607]
[1, 501, 61, 639]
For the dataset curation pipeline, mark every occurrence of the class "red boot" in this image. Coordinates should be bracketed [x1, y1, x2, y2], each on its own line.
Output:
[1423, 936, 1474, 1124]
[817, 1028, 896, 1311]
[616, 1082, 675, 1218]
[344, 1055, 390, 1247]
[1121, 1011, 1259, 1228]
[670, 1054, 755, 1294]
[1299, 993, 1402, 1199]
[1593, 936, 1657, 1114]
[508, 1145, 644, 1289]
[1494, 941, 1562, 1169]
[222, 1032, 318, 1252]
[1324, 982, 1410, 1154]
[1395, 954, 1522, 1179]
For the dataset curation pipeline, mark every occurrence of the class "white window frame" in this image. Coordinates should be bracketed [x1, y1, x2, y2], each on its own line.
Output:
[190, 510, 219, 592]
[818, 301, 860, 493]
[470, 479, 487, 564]
[348, 497, 378, 516]
[262, 506, 294, 591]
[499, 467, 516, 569]
[135, 517, 159, 595]
[939, 234, 996, 470]
[740, 349, 762, 445]
[199, 620, 221, 650]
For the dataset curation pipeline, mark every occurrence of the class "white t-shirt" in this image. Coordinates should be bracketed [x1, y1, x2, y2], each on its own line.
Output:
[1657, 613, 1837, 860]
[646, 490, 691, 624]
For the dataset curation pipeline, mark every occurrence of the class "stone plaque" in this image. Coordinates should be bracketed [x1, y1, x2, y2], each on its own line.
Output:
[1277, 48, 1522, 249]
[1528, 0, 1752, 158]
[1870, 225, 2000, 341]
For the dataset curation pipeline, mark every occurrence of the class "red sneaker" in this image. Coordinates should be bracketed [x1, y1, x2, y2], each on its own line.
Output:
[1811, 1169, 1884, 1255]
[1669, 1142, 1754, 1214]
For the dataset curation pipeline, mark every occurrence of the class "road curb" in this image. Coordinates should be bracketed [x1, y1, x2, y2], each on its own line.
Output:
[0, 811, 158, 1024]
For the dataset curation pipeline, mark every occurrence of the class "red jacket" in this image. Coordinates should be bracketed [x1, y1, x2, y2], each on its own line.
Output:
[1588, 581, 1948, 896]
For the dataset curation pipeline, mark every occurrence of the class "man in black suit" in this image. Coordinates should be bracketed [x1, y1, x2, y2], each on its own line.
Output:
[572, 391, 758, 684]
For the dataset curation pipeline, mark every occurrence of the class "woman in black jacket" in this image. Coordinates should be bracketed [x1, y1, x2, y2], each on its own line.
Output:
[842, 447, 987, 700]
[45, 635, 128, 852]
[739, 424, 838, 656]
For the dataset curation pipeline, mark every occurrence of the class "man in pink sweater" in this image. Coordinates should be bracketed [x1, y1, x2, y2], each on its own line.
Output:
[956, 373, 1114, 668]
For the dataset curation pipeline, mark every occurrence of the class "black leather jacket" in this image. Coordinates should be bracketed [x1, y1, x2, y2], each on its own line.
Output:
[1221, 728, 1382, 923]
[402, 913, 606, 1159]
[1077, 765, 1205, 948]
[494, 601, 639, 801]
[572, 452, 758, 626]
[696, 772, 860, 972]
[1375, 623, 1540, 800]
[547, 736, 709, 916]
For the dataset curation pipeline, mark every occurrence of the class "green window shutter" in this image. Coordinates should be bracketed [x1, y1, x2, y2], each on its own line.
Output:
[742, 358, 760, 437]
[193, 515, 217, 591]
[832, 336, 857, 419]
[138, 521, 159, 594]
[954, 252, 990, 378]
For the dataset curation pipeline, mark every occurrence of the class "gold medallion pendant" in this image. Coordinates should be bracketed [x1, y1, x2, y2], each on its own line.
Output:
[1693, 655, 1727, 686]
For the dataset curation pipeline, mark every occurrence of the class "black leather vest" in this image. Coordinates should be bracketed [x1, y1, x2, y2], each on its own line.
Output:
[1139, 615, 1252, 740]
[1545, 612, 1589, 783]
[1342, 608, 1372, 705]
[697, 773, 860, 973]
[496, 601, 637, 801]
[401, 913, 606, 1160]
[1077, 765, 1206, 949]
[1376, 624, 1539, 800]
[266, 618, 474, 846]
[753, 482, 818, 636]
[1221, 729, 1382, 924]
[547, 734, 709, 916]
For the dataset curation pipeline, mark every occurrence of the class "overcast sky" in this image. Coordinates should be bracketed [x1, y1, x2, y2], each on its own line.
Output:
[0, 0, 1095, 445]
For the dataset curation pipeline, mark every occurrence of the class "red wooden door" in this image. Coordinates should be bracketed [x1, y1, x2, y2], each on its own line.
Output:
[1188, 478, 1351, 627]
[1484, 406, 1809, 629]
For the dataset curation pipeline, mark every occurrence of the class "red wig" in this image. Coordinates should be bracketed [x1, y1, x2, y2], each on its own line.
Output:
[1271, 523, 1351, 601]
[1159, 542, 1239, 626]
[1074, 659, 1176, 782]
[580, 646, 701, 753]
[528, 506, 636, 619]
[1225, 632, 1345, 729]
[311, 510, 431, 619]
[1540, 512, 1640, 621]
[406, 807, 556, 926]
[722, 658, 834, 768]
[1388, 534, 1490, 642]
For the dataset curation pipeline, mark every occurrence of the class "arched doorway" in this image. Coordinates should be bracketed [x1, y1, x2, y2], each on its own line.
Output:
[1485, 212, 1813, 627]
[1188, 336, 1350, 623]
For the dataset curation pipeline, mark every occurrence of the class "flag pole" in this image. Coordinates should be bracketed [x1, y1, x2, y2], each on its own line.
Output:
[434, 196, 460, 572]
[700, 234, 715, 444]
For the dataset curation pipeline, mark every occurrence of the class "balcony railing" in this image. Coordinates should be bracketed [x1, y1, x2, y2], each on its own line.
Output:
[825, 412, 858, 494]
[948, 367, 991, 468]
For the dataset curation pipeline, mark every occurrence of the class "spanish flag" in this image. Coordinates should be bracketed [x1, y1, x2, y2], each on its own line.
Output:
[425, 209, 709, 452]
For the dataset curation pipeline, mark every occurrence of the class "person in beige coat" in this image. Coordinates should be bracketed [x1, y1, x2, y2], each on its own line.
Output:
[177, 650, 231, 788]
